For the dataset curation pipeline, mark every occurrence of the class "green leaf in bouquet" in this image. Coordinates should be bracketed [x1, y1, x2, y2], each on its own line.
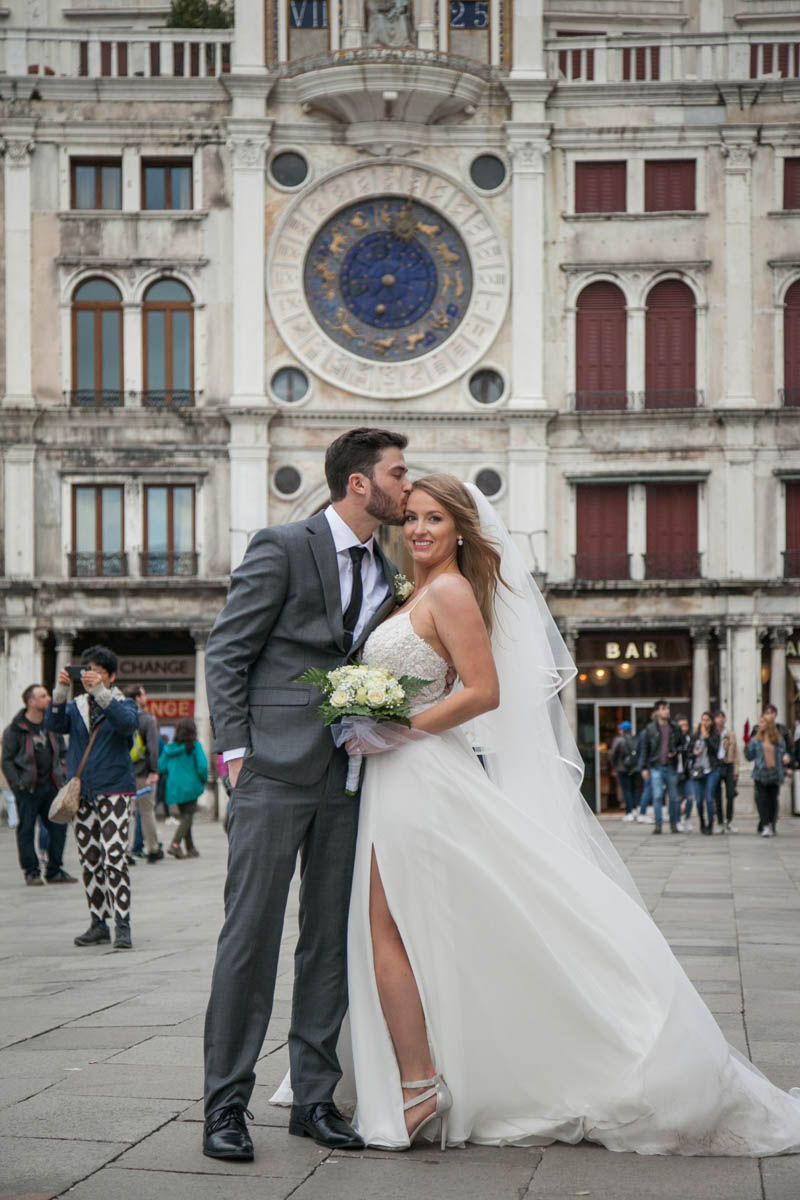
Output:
[398, 675, 432, 697]
[296, 667, 333, 692]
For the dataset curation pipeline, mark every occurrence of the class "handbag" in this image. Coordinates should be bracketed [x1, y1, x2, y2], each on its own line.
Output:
[755, 765, 780, 786]
[48, 721, 103, 824]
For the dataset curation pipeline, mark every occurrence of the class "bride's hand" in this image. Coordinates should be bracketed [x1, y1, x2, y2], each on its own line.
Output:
[346, 722, 430, 756]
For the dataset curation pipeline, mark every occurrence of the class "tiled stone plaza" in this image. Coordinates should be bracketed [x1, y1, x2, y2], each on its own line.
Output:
[2, 811, 800, 1200]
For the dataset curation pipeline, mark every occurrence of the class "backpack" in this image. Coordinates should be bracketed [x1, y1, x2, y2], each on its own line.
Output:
[621, 735, 638, 774]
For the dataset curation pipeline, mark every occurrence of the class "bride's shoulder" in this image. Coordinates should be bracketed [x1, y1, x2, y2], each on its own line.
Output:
[426, 573, 477, 608]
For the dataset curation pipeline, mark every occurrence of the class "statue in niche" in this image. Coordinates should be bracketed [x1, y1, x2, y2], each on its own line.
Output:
[366, 0, 413, 47]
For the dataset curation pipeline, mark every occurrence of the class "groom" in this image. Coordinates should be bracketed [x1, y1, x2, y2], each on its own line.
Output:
[202, 427, 410, 1161]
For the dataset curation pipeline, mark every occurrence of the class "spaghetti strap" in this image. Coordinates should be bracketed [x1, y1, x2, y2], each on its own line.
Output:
[402, 586, 430, 616]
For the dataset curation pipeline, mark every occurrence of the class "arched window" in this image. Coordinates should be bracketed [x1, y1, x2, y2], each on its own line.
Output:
[783, 280, 800, 407]
[143, 279, 194, 407]
[575, 282, 627, 410]
[71, 278, 123, 407]
[645, 280, 696, 409]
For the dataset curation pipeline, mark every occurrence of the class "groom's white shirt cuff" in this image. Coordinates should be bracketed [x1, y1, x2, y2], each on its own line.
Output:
[223, 748, 246, 762]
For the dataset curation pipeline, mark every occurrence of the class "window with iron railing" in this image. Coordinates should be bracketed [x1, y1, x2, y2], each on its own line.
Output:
[143, 485, 196, 576]
[71, 279, 123, 408]
[784, 280, 800, 410]
[645, 281, 696, 410]
[143, 280, 194, 407]
[71, 486, 126, 577]
[786, 483, 800, 578]
[575, 484, 629, 580]
[645, 484, 699, 580]
[575, 281, 627, 410]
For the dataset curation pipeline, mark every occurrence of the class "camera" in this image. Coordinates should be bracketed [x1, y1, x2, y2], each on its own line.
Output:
[66, 665, 85, 682]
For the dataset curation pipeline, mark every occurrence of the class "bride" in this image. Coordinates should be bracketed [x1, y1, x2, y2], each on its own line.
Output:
[329, 472, 800, 1156]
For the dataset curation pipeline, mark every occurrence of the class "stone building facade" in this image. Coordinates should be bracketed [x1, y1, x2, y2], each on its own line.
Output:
[0, 0, 799, 810]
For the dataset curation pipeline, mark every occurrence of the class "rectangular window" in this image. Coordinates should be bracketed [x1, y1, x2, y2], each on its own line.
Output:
[575, 162, 626, 214]
[142, 159, 193, 210]
[784, 159, 800, 210]
[786, 482, 800, 577]
[575, 484, 629, 579]
[645, 483, 699, 579]
[644, 160, 696, 212]
[70, 159, 122, 210]
[143, 485, 196, 576]
[71, 485, 125, 577]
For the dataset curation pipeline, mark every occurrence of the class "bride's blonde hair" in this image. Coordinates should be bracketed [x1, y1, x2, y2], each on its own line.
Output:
[410, 474, 504, 636]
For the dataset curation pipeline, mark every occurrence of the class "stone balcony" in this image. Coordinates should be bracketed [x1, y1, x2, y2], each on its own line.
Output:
[275, 47, 499, 125]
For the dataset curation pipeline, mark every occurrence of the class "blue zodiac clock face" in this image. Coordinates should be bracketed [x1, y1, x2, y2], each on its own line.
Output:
[303, 198, 473, 362]
[268, 162, 509, 399]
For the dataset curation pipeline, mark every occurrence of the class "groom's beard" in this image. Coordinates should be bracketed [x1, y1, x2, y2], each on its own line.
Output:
[365, 481, 406, 526]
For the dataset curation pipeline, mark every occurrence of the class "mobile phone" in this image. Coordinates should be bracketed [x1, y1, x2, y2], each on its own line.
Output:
[66, 665, 84, 682]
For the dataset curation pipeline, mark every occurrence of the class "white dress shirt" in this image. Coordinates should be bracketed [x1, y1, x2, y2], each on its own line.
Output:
[223, 506, 389, 763]
[323, 504, 388, 644]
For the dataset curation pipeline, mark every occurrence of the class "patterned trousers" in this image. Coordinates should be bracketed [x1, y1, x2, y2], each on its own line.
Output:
[74, 794, 132, 925]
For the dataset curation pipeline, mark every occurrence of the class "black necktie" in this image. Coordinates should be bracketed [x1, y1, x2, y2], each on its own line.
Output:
[342, 545, 367, 652]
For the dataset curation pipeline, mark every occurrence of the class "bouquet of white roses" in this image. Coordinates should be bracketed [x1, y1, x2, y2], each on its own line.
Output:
[297, 663, 430, 793]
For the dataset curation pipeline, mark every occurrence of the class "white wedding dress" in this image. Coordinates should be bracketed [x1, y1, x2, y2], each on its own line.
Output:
[271, 486, 800, 1156]
[347, 604, 800, 1155]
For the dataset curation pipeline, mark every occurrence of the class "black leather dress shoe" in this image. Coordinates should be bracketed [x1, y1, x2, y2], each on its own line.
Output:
[289, 1102, 365, 1150]
[203, 1105, 254, 1161]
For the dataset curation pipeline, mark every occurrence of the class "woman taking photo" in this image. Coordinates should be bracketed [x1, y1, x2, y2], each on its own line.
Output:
[158, 718, 208, 858]
[689, 711, 721, 835]
[744, 714, 787, 838]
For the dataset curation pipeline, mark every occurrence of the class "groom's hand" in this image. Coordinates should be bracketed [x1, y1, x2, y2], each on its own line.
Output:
[227, 758, 244, 788]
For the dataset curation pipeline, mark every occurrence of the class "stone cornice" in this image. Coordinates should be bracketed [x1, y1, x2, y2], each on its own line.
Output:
[559, 259, 712, 273]
[29, 77, 231, 105]
[267, 408, 557, 426]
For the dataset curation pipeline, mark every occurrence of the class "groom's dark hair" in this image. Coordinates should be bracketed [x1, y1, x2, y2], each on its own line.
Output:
[325, 427, 408, 501]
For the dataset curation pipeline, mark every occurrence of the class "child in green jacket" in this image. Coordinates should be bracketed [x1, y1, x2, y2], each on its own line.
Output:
[158, 718, 208, 858]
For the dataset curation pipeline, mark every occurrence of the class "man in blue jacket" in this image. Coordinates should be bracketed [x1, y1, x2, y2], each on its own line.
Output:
[45, 645, 139, 949]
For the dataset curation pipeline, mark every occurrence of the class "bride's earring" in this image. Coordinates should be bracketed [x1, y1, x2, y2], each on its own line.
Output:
[457, 536, 464, 547]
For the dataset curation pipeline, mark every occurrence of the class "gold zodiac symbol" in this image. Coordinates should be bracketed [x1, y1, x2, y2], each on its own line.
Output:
[435, 242, 460, 265]
[405, 330, 426, 352]
[373, 336, 396, 355]
[431, 308, 450, 330]
[416, 222, 441, 238]
[454, 271, 465, 298]
[350, 211, 369, 231]
[315, 260, 336, 285]
[441, 273, 452, 297]
[329, 229, 347, 254]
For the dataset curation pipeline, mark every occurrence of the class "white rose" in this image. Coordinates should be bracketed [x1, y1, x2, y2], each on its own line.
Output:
[367, 688, 386, 707]
[330, 690, 349, 708]
[356, 687, 368, 704]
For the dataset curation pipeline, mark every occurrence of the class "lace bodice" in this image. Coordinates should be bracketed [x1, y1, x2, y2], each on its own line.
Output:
[363, 610, 449, 715]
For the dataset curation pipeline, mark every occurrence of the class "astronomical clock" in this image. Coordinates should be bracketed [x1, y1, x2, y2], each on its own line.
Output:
[267, 161, 509, 399]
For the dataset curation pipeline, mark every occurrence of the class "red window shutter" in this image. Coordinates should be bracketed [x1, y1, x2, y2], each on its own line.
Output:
[645, 160, 695, 211]
[786, 480, 800, 554]
[784, 159, 800, 210]
[576, 485, 629, 579]
[784, 280, 800, 407]
[646, 484, 698, 578]
[576, 283, 627, 409]
[645, 280, 696, 408]
[575, 162, 626, 213]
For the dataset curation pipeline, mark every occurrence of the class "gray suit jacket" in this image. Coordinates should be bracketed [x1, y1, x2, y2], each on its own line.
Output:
[205, 511, 397, 788]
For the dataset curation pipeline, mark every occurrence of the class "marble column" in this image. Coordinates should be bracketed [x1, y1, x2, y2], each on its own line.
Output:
[720, 133, 757, 407]
[505, 133, 549, 409]
[716, 625, 729, 716]
[769, 627, 789, 723]
[511, 0, 545, 77]
[227, 127, 270, 408]
[342, 0, 363, 49]
[54, 631, 76, 681]
[233, 0, 267, 73]
[3, 130, 35, 408]
[4, 445, 35, 577]
[416, 0, 435, 50]
[228, 413, 271, 571]
[691, 627, 711, 727]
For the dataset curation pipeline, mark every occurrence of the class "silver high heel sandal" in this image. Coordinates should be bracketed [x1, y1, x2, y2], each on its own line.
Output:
[401, 1074, 453, 1150]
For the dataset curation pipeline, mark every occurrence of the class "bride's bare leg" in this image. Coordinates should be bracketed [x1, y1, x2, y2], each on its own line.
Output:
[369, 849, 437, 1135]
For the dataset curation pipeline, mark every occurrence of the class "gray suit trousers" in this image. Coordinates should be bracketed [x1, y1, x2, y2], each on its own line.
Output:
[203, 752, 358, 1116]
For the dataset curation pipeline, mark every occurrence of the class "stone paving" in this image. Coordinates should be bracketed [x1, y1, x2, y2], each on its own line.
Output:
[2, 808, 800, 1200]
